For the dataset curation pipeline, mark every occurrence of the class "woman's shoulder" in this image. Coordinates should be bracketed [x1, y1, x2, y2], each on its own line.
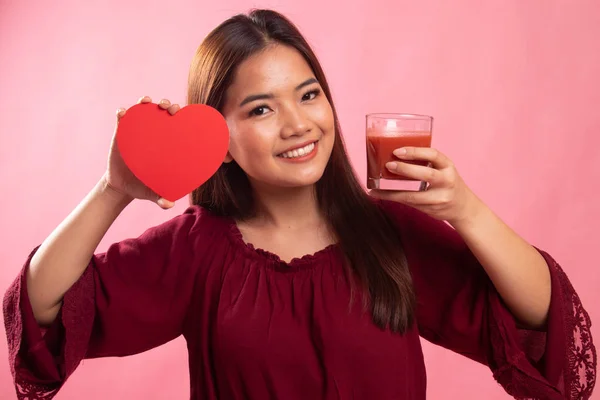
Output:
[181, 204, 223, 223]
[142, 204, 231, 243]
[178, 204, 231, 234]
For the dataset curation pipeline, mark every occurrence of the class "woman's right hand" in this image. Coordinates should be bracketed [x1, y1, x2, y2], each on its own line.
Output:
[101, 96, 181, 209]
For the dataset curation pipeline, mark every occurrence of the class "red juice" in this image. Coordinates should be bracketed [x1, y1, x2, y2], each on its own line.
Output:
[366, 131, 432, 184]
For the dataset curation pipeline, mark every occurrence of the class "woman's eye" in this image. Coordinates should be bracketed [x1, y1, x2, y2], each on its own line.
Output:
[302, 89, 320, 101]
[250, 106, 269, 116]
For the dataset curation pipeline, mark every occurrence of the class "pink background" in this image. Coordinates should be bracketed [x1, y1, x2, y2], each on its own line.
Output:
[1, 0, 598, 398]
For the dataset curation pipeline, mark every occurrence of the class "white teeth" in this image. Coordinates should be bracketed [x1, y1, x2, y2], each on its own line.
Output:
[280, 142, 315, 159]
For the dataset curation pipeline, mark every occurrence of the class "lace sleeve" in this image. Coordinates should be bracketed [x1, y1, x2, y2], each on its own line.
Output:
[485, 250, 596, 400]
[2, 248, 93, 400]
[566, 271, 597, 398]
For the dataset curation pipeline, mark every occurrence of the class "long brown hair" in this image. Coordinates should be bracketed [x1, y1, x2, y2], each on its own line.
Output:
[187, 9, 415, 333]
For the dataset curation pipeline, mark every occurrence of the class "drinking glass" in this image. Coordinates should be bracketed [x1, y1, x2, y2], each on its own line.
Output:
[366, 113, 433, 191]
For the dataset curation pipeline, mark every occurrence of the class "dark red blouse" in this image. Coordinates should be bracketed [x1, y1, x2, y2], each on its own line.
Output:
[2, 200, 596, 399]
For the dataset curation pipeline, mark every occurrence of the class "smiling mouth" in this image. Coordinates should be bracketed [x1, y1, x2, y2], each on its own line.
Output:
[277, 141, 317, 159]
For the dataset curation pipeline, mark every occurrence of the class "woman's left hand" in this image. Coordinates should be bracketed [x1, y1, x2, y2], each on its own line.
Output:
[370, 147, 484, 226]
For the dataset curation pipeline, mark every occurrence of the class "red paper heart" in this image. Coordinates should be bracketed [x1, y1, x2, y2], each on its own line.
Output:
[116, 102, 229, 202]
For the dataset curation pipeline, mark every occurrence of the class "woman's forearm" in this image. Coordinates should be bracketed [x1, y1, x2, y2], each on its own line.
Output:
[450, 201, 551, 330]
[27, 176, 133, 326]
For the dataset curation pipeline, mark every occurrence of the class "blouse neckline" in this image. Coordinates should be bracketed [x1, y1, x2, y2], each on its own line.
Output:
[224, 216, 339, 271]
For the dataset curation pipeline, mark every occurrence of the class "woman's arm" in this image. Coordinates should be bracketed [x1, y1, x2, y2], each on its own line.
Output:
[373, 146, 552, 329]
[28, 178, 132, 326]
[449, 199, 551, 329]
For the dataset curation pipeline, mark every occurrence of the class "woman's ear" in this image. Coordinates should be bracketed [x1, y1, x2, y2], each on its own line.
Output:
[223, 152, 233, 163]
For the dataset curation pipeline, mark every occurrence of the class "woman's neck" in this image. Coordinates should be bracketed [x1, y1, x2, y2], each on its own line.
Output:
[249, 183, 323, 229]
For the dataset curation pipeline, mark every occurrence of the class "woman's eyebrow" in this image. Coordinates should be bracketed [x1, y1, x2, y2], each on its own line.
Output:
[239, 77, 319, 107]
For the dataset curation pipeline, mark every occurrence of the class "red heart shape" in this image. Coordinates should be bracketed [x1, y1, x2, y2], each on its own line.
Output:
[116, 102, 229, 202]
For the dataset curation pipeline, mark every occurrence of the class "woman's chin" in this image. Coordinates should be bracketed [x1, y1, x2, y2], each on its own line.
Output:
[269, 173, 325, 189]
[289, 170, 327, 187]
[247, 164, 327, 190]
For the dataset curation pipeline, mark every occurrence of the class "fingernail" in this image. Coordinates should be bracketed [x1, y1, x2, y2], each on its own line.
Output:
[386, 162, 397, 171]
[394, 148, 407, 156]
[157, 198, 165, 207]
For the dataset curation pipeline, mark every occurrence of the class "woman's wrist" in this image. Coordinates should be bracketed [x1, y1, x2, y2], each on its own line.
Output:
[96, 174, 134, 210]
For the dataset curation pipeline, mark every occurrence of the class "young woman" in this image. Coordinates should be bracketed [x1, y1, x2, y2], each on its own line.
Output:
[3, 8, 596, 400]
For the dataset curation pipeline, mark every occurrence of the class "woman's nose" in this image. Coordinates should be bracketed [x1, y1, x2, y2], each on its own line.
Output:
[279, 105, 311, 138]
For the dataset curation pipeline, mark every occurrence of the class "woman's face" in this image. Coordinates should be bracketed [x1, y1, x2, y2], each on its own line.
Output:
[221, 44, 335, 189]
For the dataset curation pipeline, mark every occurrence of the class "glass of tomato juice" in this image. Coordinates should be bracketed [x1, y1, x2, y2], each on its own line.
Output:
[366, 113, 433, 191]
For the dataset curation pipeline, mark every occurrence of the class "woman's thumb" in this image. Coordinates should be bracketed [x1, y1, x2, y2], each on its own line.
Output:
[157, 197, 175, 209]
